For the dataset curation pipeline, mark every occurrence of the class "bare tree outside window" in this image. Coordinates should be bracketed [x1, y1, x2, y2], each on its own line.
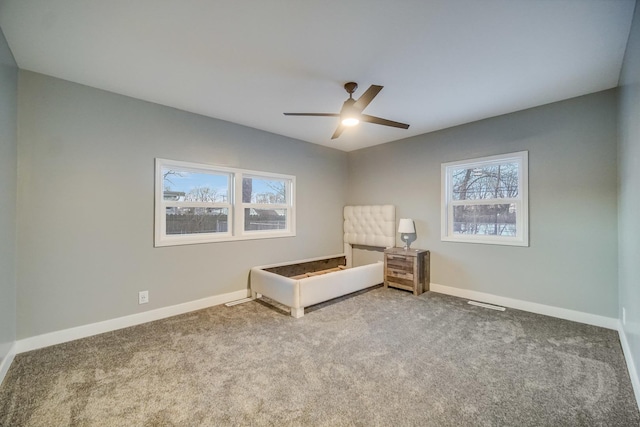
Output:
[184, 186, 225, 203]
[162, 169, 184, 190]
[451, 163, 519, 236]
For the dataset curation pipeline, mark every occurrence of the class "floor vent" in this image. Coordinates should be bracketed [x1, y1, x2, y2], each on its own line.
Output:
[468, 300, 506, 311]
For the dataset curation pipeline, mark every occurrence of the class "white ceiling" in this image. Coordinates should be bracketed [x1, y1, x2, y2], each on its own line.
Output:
[0, 0, 635, 152]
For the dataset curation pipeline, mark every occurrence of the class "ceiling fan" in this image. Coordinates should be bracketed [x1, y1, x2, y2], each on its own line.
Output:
[284, 82, 410, 139]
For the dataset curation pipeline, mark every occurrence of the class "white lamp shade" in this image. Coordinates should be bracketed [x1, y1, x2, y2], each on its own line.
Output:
[398, 218, 415, 233]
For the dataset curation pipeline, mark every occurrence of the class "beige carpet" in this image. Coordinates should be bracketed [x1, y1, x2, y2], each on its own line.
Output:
[1, 287, 639, 426]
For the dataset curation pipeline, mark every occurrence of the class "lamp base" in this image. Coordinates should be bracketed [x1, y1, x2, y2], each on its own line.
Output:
[402, 235, 412, 250]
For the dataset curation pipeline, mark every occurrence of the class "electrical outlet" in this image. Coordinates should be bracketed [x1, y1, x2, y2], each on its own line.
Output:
[622, 307, 626, 326]
[138, 290, 149, 305]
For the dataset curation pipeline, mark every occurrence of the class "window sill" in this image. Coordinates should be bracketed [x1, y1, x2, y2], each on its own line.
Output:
[441, 235, 528, 247]
[154, 230, 296, 247]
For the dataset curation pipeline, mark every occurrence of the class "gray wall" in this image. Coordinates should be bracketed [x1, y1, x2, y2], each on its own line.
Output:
[348, 90, 619, 317]
[618, 0, 640, 390]
[17, 71, 348, 338]
[0, 28, 17, 367]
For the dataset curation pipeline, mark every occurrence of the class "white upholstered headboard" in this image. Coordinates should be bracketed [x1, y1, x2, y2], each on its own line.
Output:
[343, 205, 395, 267]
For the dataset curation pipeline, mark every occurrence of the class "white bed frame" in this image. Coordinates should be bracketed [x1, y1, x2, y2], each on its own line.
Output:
[250, 205, 395, 318]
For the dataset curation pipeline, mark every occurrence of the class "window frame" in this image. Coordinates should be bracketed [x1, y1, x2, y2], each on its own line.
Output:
[155, 158, 296, 247]
[441, 151, 529, 247]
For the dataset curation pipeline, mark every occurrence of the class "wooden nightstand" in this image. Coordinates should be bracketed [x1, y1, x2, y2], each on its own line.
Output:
[384, 247, 430, 295]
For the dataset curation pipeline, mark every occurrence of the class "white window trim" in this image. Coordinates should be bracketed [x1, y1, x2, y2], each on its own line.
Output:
[441, 151, 528, 247]
[155, 158, 296, 247]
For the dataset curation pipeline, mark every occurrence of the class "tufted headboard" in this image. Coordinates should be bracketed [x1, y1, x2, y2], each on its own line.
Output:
[343, 205, 395, 266]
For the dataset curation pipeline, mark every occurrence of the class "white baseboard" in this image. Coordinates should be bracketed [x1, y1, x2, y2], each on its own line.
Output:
[0, 342, 17, 387]
[15, 289, 249, 354]
[618, 323, 640, 412]
[430, 283, 618, 330]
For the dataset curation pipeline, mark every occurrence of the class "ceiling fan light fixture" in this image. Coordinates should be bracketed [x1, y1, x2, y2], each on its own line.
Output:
[341, 101, 360, 127]
[341, 117, 360, 127]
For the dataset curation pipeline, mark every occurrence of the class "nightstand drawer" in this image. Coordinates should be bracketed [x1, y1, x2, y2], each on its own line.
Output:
[386, 267, 414, 280]
[386, 256, 412, 270]
[386, 276, 414, 289]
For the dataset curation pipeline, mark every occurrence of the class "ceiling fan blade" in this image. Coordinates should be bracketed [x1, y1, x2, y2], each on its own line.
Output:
[353, 85, 383, 111]
[283, 113, 340, 117]
[361, 114, 410, 129]
[331, 124, 345, 139]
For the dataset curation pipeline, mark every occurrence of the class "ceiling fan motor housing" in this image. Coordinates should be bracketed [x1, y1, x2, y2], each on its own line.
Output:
[344, 82, 358, 95]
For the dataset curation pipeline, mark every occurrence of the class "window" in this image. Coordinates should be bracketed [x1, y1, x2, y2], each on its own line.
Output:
[242, 175, 289, 233]
[155, 159, 295, 246]
[441, 151, 528, 246]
